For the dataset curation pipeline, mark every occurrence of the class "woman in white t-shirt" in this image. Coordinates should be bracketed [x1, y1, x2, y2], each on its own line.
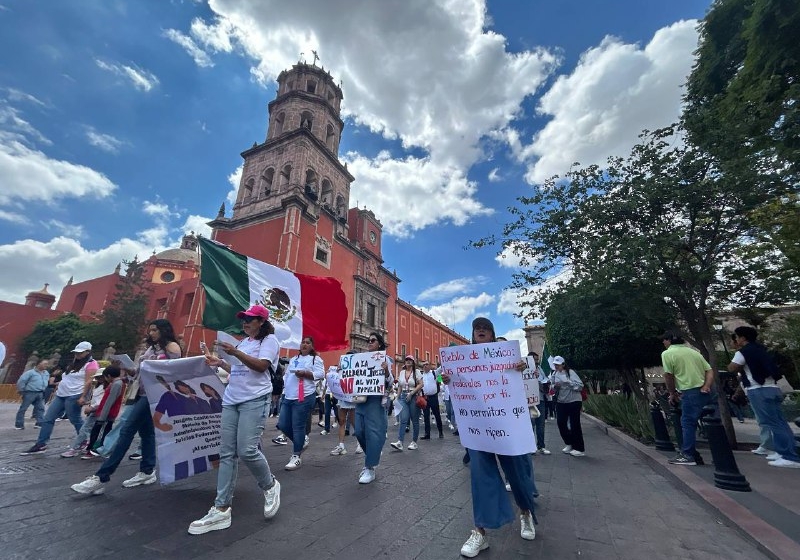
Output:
[277, 336, 324, 471]
[188, 305, 281, 535]
[389, 356, 424, 451]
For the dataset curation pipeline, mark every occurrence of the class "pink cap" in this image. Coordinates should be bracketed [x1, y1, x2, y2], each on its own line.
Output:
[236, 304, 270, 320]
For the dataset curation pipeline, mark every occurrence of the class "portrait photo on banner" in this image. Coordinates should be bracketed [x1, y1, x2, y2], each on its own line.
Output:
[140, 356, 225, 484]
[439, 340, 535, 455]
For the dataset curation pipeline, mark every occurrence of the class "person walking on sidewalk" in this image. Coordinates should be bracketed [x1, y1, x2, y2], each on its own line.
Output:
[390, 356, 424, 451]
[442, 317, 537, 558]
[421, 361, 444, 440]
[69, 320, 181, 495]
[728, 326, 800, 469]
[22, 342, 98, 454]
[186, 304, 282, 534]
[14, 358, 50, 429]
[661, 331, 714, 466]
[551, 356, 586, 457]
[528, 352, 551, 455]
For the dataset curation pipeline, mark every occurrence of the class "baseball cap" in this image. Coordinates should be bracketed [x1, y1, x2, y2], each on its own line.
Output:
[72, 341, 92, 353]
[236, 304, 270, 320]
[552, 356, 565, 365]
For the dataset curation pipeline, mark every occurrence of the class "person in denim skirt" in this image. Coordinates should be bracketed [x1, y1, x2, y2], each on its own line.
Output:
[442, 317, 537, 558]
[187, 304, 282, 534]
[353, 331, 393, 484]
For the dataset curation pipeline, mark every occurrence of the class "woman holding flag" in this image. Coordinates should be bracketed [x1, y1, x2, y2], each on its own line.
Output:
[187, 304, 281, 535]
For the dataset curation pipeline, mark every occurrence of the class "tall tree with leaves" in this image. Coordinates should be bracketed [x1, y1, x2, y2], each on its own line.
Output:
[94, 258, 151, 355]
[473, 125, 798, 445]
[21, 313, 96, 366]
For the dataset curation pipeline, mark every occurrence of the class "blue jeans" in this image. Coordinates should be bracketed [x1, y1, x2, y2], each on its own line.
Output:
[16, 391, 45, 428]
[36, 394, 83, 445]
[95, 403, 135, 455]
[679, 388, 710, 457]
[750, 404, 774, 450]
[354, 395, 387, 469]
[397, 393, 420, 443]
[215, 395, 274, 507]
[468, 449, 537, 529]
[96, 397, 156, 482]
[71, 414, 97, 449]
[445, 399, 456, 427]
[324, 394, 338, 431]
[747, 387, 800, 462]
[278, 397, 316, 454]
[532, 414, 545, 450]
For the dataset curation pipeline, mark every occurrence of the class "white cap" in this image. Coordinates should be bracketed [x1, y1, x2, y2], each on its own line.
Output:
[552, 355, 565, 365]
[72, 341, 92, 353]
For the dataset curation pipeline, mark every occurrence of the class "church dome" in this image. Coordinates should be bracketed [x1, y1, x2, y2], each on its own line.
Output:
[153, 248, 198, 263]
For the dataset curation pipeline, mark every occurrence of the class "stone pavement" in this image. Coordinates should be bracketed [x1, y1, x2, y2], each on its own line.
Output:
[0, 403, 774, 560]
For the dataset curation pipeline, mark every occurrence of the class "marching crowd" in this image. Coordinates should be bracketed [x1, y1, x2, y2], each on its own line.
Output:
[10, 305, 594, 557]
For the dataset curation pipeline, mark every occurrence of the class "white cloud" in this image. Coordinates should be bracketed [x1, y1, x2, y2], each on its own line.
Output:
[43, 219, 86, 239]
[512, 20, 698, 183]
[179, 214, 213, 239]
[142, 201, 174, 218]
[417, 276, 488, 301]
[495, 241, 536, 269]
[225, 164, 242, 209]
[499, 327, 528, 355]
[3, 87, 47, 107]
[95, 59, 160, 92]
[0, 134, 116, 208]
[183, 0, 559, 234]
[417, 292, 495, 326]
[0, 103, 51, 146]
[163, 28, 214, 68]
[498, 268, 574, 319]
[85, 126, 125, 153]
[487, 167, 502, 182]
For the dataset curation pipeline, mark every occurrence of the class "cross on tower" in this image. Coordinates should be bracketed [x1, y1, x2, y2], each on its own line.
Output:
[311, 50, 319, 65]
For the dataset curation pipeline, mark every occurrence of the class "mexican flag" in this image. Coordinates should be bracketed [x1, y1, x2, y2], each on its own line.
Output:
[199, 237, 349, 351]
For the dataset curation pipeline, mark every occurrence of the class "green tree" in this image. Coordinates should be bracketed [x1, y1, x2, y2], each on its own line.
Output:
[20, 313, 95, 364]
[93, 258, 151, 355]
[474, 125, 798, 445]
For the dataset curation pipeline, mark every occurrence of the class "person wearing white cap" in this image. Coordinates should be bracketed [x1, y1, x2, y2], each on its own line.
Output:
[550, 356, 586, 457]
[21, 342, 98, 455]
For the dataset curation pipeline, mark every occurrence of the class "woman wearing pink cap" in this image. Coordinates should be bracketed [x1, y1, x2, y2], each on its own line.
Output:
[188, 304, 282, 535]
[389, 355, 424, 451]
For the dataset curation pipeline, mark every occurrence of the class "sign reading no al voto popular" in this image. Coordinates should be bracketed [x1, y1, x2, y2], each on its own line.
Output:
[439, 341, 535, 455]
[338, 351, 386, 396]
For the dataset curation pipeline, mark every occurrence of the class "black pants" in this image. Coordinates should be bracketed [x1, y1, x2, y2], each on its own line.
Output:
[423, 395, 443, 437]
[88, 420, 114, 451]
[556, 401, 584, 452]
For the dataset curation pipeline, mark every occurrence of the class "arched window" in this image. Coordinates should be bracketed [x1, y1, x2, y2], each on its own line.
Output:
[325, 123, 336, 151]
[261, 168, 275, 195]
[279, 164, 292, 190]
[304, 169, 318, 199]
[273, 112, 285, 137]
[300, 110, 313, 132]
[71, 291, 88, 315]
[243, 177, 255, 202]
[320, 179, 333, 205]
[336, 195, 346, 219]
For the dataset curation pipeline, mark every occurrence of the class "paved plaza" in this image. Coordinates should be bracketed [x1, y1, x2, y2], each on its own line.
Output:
[0, 403, 785, 560]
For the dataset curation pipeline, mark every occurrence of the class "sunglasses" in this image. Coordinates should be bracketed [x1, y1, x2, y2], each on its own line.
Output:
[241, 316, 260, 323]
[368, 338, 378, 343]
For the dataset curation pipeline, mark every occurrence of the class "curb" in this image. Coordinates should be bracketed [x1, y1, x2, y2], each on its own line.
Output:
[582, 412, 800, 560]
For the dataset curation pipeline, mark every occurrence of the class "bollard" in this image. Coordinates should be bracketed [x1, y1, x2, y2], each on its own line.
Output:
[650, 400, 675, 452]
[670, 402, 705, 465]
[702, 415, 751, 492]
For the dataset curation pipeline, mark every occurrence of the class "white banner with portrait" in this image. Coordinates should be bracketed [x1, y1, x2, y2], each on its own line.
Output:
[140, 356, 225, 484]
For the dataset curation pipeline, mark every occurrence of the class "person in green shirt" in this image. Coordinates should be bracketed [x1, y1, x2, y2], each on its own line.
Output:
[660, 331, 714, 466]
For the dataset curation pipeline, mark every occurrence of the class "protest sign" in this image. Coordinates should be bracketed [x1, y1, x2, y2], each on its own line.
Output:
[338, 351, 386, 396]
[140, 356, 225, 484]
[522, 356, 540, 407]
[439, 340, 535, 455]
[111, 354, 135, 369]
[325, 366, 351, 403]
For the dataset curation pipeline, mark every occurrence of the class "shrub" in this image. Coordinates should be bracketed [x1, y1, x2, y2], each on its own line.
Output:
[583, 394, 655, 442]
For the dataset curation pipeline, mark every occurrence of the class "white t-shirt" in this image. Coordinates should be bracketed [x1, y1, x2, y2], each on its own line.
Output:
[57, 360, 99, 397]
[283, 354, 325, 400]
[223, 335, 279, 405]
[732, 350, 777, 391]
[398, 369, 420, 391]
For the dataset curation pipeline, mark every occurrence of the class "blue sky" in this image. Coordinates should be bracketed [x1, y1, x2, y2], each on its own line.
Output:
[0, 0, 710, 351]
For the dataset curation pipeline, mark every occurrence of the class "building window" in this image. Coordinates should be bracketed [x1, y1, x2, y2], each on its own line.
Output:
[160, 271, 175, 283]
[71, 291, 88, 315]
[401, 344, 406, 358]
[425, 351, 430, 362]
[314, 247, 329, 266]
[306, 80, 317, 94]
[425, 327, 430, 338]
[366, 302, 376, 327]
[400, 316, 406, 328]
[434, 333, 438, 343]
[414, 323, 419, 334]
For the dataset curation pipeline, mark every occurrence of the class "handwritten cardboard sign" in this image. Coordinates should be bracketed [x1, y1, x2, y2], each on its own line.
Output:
[439, 340, 535, 455]
[522, 356, 540, 407]
[338, 351, 386, 396]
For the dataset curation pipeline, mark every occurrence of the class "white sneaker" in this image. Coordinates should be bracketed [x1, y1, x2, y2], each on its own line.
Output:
[520, 512, 536, 540]
[751, 446, 769, 455]
[355, 443, 364, 454]
[390, 441, 403, 451]
[303, 435, 309, 449]
[70, 475, 106, 496]
[320, 429, 328, 435]
[769, 458, 800, 468]
[570, 450, 586, 457]
[60, 448, 80, 458]
[358, 467, 376, 484]
[123, 471, 157, 487]
[448, 422, 454, 431]
[408, 441, 418, 450]
[460, 529, 489, 557]
[538, 448, 551, 455]
[263, 478, 281, 518]
[285, 454, 302, 470]
[330, 443, 347, 456]
[766, 452, 782, 461]
[188, 506, 231, 535]
[394, 420, 399, 426]
[505, 482, 511, 492]
[562, 445, 573, 454]
[331, 422, 338, 428]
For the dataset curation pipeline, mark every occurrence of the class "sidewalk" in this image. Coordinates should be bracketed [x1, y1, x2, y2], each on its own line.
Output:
[0, 403, 776, 560]
[582, 413, 800, 560]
